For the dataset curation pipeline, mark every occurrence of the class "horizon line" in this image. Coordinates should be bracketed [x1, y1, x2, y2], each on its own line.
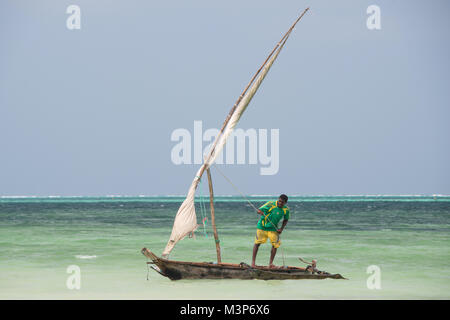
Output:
[1, 194, 449, 198]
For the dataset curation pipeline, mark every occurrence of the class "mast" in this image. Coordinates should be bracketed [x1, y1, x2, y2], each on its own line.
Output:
[206, 168, 221, 263]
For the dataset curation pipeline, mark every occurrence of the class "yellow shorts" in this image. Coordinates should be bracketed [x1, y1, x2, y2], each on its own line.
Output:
[254, 229, 281, 248]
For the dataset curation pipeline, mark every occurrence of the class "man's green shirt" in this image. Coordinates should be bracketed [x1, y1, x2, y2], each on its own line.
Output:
[257, 200, 290, 231]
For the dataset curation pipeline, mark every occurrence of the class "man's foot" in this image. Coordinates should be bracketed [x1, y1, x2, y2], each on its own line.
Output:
[269, 264, 277, 269]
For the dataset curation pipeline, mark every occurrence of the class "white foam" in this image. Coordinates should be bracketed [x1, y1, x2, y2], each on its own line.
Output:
[75, 255, 97, 260]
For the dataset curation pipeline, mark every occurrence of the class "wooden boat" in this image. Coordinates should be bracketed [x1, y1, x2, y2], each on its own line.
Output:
[142, 8, 346, 281]
[142, 248, 346, 280]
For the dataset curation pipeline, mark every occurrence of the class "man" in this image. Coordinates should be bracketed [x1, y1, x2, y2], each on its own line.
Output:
[251, 194, 289, 268]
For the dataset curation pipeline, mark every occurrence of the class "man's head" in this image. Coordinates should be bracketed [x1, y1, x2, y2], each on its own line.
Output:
[277, 194, 288, 207]
[312, 259, 317, 267]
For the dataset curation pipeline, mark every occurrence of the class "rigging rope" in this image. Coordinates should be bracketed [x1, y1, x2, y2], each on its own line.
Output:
[212, 163, 259, 212]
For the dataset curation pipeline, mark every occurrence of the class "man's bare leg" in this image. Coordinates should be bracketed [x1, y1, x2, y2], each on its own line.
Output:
[251, 243, 260, 267]
[269, 246, 277, 268]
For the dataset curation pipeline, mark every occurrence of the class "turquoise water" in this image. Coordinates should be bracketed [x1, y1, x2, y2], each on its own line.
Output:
[0, 196, 449, 299]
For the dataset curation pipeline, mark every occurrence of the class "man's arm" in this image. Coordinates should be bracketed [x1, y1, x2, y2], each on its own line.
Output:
[277, 219, 288, 234]
[257, 201, 273, 215]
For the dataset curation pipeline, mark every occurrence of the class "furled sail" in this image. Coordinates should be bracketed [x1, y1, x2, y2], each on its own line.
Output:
[162, 10, 308, 257]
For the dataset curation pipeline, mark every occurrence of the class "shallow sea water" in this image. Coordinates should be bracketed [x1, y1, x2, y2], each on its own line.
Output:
[0, 196, 449, 299]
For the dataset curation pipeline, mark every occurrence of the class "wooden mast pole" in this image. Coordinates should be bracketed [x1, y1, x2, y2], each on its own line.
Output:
[206, 168, 221, 263]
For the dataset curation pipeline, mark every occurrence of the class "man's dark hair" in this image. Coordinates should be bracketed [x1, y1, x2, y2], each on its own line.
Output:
[279, 194, 288, 202]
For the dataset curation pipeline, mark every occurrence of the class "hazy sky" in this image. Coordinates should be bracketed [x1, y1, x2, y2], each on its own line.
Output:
[1, 0, 449, 196]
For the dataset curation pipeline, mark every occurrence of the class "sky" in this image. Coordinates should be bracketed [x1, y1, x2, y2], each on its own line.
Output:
[1, 0, 449, 196]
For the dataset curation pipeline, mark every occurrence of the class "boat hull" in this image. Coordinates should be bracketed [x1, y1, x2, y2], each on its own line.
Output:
[141, 248, 346, 280]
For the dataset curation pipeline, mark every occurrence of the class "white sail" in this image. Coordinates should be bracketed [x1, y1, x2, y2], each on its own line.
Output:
[162, 16, 302, 257]
[162, 166, 203, 257]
